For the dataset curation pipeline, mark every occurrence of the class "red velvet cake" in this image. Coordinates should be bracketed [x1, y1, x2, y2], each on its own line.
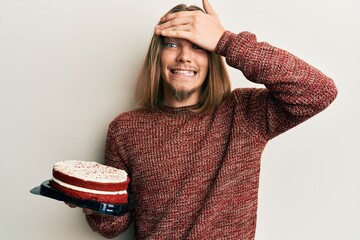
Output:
[50, 160, 129, 204]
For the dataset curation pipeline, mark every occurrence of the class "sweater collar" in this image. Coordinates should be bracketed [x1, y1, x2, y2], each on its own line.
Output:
[157, 103, 202, 115]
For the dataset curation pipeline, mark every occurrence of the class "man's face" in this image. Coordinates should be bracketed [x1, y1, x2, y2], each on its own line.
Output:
[160, 37, 209, 103]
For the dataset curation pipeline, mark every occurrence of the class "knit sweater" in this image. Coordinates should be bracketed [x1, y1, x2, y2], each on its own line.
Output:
[85, 31, 337, 239]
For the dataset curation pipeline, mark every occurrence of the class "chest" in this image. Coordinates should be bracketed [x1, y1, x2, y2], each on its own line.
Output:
[125, 114, 230, 187]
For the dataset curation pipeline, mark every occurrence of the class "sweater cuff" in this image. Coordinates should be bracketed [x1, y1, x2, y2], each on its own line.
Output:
[215, 31, 236, 57]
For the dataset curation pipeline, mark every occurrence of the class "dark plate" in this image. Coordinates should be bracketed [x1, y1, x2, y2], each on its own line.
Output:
[30, 180, 134, 216]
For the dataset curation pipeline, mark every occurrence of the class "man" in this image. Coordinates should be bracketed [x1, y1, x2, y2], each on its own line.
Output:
[78, 0, 337, 239]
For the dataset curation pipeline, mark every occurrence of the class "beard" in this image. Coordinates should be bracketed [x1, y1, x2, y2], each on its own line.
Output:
[166, 83, 198, 102]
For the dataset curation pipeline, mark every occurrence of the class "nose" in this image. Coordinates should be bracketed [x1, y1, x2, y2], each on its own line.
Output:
[176, 45, 193, 63]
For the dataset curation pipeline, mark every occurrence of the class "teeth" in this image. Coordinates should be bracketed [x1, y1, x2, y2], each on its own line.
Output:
[172, 70, 196, 76]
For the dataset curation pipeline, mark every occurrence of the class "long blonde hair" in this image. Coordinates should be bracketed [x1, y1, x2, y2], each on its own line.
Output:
[135, 4, 231, 114]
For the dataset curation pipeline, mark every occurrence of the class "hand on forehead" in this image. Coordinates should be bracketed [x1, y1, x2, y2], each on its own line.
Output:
[155, 0, 225, 52]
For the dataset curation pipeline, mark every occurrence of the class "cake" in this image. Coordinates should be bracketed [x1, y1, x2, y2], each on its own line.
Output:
[50, 160, 130, 204]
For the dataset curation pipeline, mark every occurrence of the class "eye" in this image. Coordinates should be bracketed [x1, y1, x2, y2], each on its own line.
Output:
[165, 42, 177, 48]
[192, 44, 205, 51]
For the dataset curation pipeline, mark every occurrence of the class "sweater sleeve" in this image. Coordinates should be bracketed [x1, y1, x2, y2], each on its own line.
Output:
[85, 127, 132, 239]
[215, 31, 338, 140]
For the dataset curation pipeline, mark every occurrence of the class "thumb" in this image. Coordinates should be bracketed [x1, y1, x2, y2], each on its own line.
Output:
[202, 0, 217, 17]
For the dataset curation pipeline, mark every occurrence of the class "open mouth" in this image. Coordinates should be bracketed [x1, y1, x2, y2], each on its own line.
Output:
[170, 69, 197, 77]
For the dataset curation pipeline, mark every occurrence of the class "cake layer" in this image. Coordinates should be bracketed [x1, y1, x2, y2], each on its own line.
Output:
[53, 170, 130, 191]
[50, 181, 128, 204]
[53, 160, 128, 183]
[52, 177, 127, 195]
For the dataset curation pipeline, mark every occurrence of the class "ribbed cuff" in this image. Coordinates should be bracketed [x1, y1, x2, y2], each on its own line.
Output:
[215, 31, 236, 57]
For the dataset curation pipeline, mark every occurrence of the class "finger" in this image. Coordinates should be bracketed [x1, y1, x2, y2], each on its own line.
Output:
[157, 15, 191, 30]
[157, 23, 191, 34]
[156, 28, 192, 41]
[83, 208, 94, 216]
[202, 0, 218, 17]
[65, 202, 77, 208]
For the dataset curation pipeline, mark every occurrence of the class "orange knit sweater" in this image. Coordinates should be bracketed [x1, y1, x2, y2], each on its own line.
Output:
[85, 31, 337, 239]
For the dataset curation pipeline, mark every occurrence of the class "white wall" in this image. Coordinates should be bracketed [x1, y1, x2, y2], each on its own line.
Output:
[1, 0, 359, 239]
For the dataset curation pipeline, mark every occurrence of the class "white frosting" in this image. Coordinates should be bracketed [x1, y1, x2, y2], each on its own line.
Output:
[52, 177, 127, 195]
[53, 160, 128, 183]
